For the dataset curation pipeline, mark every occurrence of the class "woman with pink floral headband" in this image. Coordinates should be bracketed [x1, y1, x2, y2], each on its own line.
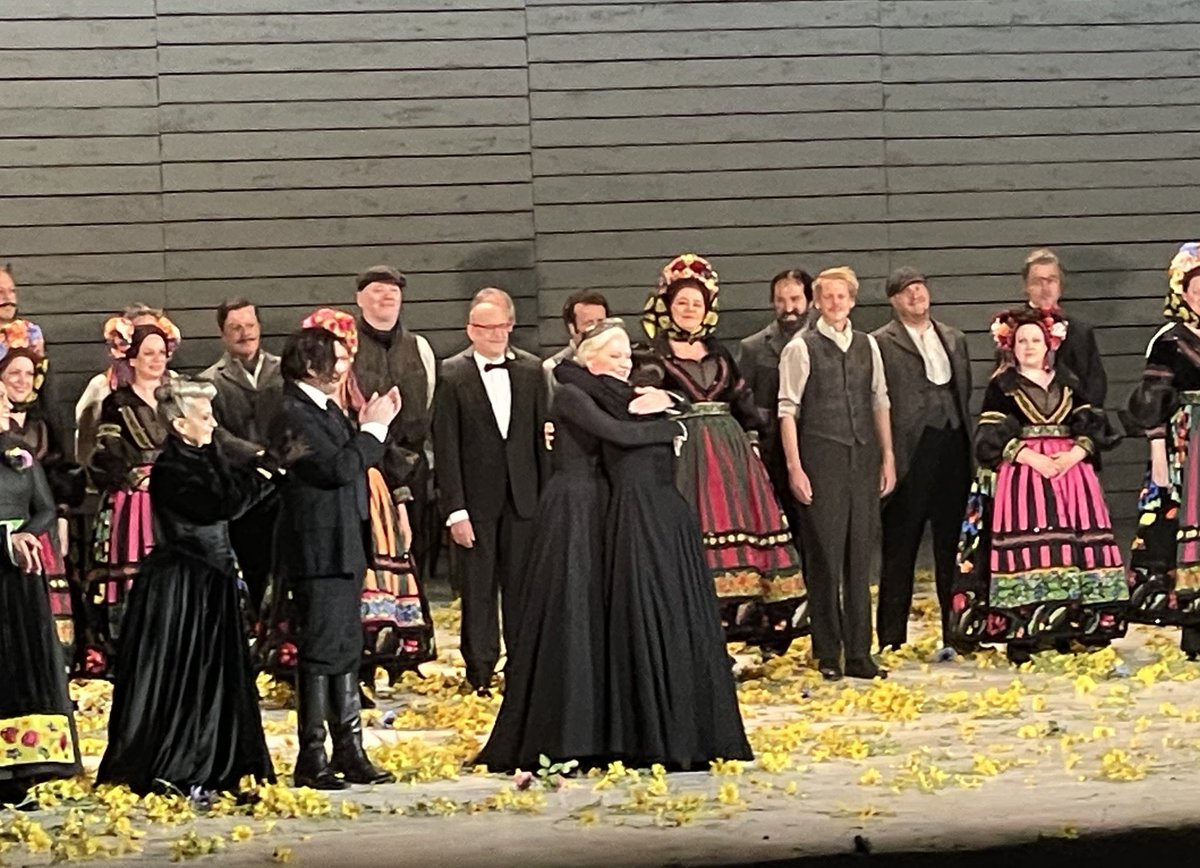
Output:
[83, 315, 180, 678]
[951, 306, 1126, 664]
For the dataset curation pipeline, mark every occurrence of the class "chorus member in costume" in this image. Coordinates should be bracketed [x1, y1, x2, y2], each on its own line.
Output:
[351, 266, 441, 595]
[199, 298, 283, 616]
[641, 253, 807, 651]
[543, 289, 610, 401]
[1020, 248, 1107, 409]
[1126, 243, 1200, 658]
[85, 317, 180, 678]
[1, 338, 85, 665]
[0, 431, 81, 807]
[97, 378, 280, 795]
[552, 329, 753, 769]
[779, 266, 894, 681]
[433, 288, 548, 696]
[953, 307, 1125, 664]
[476, 320, 685, 772]
[873, 268, 973, 654]
[303, 308, 436, 690]
[739, 268, 813, 549]
[269, 328, 399, 789]
[75, 304, 164, 467]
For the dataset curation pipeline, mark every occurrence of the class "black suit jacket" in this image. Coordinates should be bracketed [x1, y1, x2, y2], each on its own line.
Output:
[433, 347, 548, 523]
[1056, 317, 1107, 409]
[738, 320, 798, 484]
[268, 380, 384, 579]
[872, 318, 973, 486]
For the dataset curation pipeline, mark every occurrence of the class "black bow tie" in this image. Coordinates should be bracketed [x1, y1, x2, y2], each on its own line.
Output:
[483, 360, 510, 373]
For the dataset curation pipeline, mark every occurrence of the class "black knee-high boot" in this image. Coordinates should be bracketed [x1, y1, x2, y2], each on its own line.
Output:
[328, 671, 395, 785]
[293, 670, 347, 790]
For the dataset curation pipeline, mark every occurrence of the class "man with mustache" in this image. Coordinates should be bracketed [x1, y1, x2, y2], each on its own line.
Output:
[739, 269, 813, 536]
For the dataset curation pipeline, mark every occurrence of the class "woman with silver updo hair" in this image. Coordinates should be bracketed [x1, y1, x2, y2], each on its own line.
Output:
[98, 375, 289, 795]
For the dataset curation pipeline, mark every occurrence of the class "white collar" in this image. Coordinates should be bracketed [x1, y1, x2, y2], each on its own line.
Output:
[816, 317, 853, 339]
[473, 350, 511, 368]
[296, 380, 332, 409]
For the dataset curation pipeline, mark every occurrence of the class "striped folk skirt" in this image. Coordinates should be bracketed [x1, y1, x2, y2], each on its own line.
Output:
[953, 436, 1127, 645]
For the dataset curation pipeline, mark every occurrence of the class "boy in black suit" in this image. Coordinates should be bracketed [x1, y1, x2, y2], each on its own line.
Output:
[271, 327, 401, 790]
[433, 288, 548, 697]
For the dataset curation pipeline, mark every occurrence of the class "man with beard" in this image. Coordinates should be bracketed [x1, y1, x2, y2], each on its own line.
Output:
[350, 266, 438, 584]
[872, 268, 972, 656]
[542, 289, 610, 401]
[739, 269, 813, 535]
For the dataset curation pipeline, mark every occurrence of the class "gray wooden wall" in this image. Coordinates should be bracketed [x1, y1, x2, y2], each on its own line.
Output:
[4, 0, 1200, 525]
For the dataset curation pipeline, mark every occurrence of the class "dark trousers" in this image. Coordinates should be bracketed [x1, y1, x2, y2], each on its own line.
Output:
[877, 425, 971, 648]
[457, 499, 534, 687]
[797, 437, 881, 664]
[293, 574, 362, 676]
[229, 497, 279, 616]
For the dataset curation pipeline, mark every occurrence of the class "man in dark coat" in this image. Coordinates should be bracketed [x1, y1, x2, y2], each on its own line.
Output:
[200, 299, 282, 612]
[350, 265, 440, 583]
[739, 268, 813, 537]
[270, 327, 400, 790]
[433, 288, 548, 697]
[872, 268, 973, 654]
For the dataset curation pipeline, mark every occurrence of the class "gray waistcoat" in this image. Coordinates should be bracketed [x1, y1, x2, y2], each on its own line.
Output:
[799, 330, 878, 447]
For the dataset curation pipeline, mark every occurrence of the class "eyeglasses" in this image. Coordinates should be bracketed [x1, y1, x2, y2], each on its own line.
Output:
[468, 322, 513, 332]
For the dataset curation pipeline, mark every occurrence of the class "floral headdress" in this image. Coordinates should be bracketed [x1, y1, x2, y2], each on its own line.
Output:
[990, 306, 1067, 364]
[1166, 242, 1200, 326]
[301, 308, 365, 410]
[103, 315, 180, 361]
[0, 319, 48, 401]
[642, 253, 721, 342]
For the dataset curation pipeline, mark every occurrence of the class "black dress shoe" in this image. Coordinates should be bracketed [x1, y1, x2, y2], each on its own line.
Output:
[817, 660, 843, 681]
[475, 685, 493, 698]
[844, 658, 887, 680]
[293, 766, 348, 791]
[328, 672, 397, 786]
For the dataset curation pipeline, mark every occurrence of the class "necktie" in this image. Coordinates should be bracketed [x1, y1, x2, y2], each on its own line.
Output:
[483, 360, 510, 373]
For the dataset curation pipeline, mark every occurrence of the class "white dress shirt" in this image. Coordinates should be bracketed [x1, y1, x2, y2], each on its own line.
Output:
[903, 322, 952, 386]
[295, 380, 387, 443]
[777, 318, 890, 418]
[446, 352, 515, 528]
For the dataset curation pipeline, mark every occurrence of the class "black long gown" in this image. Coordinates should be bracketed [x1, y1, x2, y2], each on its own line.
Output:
[475, 380, 684, 772]
[97, 437, 276, 794]
[0, 437, 81, 803]
[555, 364, 752, 769]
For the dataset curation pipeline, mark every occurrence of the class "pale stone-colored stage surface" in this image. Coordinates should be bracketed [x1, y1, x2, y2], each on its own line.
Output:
[5, 587, 1199, 867]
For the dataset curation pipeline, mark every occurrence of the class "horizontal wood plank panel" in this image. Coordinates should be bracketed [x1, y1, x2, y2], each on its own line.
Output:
[160, 98, 529, 133]
[160, 127, 530, 162]
[157, 40, 527, 73]
[156, 12, 526, 44]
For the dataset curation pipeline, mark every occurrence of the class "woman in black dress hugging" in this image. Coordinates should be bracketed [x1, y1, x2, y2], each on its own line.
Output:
[98, 377, 280, 795]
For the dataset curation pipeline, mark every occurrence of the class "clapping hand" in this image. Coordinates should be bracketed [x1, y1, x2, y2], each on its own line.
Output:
[359, 387, 402, 427]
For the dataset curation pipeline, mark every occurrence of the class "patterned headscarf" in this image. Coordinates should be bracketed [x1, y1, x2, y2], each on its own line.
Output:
[1166, 242, 1200, 326]
[642, 253, 721, 342]
[0, 320, 47, 403]
[301, 307, 365, 409]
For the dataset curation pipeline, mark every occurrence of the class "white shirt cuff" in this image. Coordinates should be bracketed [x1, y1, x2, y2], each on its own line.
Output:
[446, 509, 469, 526]
[360, 422, 388, 443]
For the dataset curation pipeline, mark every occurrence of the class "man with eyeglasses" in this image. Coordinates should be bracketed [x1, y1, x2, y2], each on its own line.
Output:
[432, 288, 548, 697]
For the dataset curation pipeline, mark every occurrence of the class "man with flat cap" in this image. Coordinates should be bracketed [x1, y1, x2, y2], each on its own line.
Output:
[872, 267, 972, 654]
[352, 265, 439, 585]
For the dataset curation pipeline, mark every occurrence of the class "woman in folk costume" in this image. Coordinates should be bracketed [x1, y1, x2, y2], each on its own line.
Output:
[640, 253, 806, 651]
[0, 434, 81, 807]
[952, 307, 1126, 664]
[84, 315, 180, 678]
[261, 309, 435, 693]
[1125, 242, 1200, 658]
[0, 325, 85, 666]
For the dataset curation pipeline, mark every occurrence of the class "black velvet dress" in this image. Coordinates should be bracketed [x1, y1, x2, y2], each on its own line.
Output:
[475, 378, 684, 772]
[0, 437, 81, 801]
[554, 364, 752, 770]
[97, 437, 277, 794]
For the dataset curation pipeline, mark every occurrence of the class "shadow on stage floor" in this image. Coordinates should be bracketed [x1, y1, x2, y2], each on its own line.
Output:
[742, 825, 1198, 868]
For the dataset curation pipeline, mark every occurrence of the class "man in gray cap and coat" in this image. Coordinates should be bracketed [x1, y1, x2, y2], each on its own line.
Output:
[872, 267, 972, 654]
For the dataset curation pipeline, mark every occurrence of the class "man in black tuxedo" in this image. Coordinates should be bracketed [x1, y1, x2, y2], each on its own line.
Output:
[433, 288, 548, 697]
[1021, 248, 1107, 408]
[270, 327, 401, 790]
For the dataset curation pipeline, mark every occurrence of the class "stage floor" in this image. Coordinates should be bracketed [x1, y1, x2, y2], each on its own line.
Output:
[8, 585, 1200, 867]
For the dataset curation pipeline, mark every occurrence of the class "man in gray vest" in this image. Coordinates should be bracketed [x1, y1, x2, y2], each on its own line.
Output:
[352, 265, 438, 582]
[778, 266, 896, 682]
[872, 268, 972, 655]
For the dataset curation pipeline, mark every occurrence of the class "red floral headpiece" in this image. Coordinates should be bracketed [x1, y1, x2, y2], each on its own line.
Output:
[103, 314, 180, 361]
[302, 307, 359, 358]
[644, 253, 722, 342]
[990, 306, 1067, 354]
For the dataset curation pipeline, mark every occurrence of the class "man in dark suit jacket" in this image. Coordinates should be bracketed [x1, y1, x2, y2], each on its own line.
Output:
[199, 298, 283, 614]
[739, 268, 813, 538]
[433, 288, 548, 696]
[873, 268, 973, 653]
[1021, 248, 1107, 408]
[270, 327, 400, 790]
